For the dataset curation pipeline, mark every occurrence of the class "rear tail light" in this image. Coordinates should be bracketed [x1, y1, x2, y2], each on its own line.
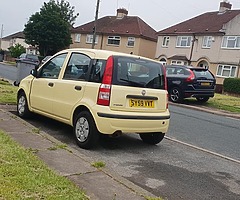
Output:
[97, 56, 114, 106]
[186, 70, 195, 82]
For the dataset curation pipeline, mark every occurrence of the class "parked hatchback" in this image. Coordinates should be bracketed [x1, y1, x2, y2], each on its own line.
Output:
[165, 65, 216, 103]
[17, 49, 170, 149]
[16, 53, 40, 65]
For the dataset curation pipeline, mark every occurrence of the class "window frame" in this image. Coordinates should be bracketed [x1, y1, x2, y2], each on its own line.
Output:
[202, 36, 212, 48]
[176, 36, 192, 48]
[127, 37, 135, 47]
[74, 34, 81, 43]
[107, 36, 121, 46]
[221, 36, 240, 49]
[216, 64, 237, 78]
[162, 36, 170, 47]
[86, 34, 98, 44]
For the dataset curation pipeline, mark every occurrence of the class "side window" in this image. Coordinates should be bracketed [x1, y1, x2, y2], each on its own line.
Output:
[89, 59, 106, 83]
[63, 53, 91, 81]
[38, 53, 67, 78]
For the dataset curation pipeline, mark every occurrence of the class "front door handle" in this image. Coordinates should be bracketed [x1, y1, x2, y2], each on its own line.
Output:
[75, 86, 82, 91]
[48, 82, 54, 87]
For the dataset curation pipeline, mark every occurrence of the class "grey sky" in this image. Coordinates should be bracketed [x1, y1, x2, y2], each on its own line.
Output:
[1, 0, 240, 37]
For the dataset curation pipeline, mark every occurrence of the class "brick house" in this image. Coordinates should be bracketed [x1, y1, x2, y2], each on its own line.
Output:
[155, 1, 240, 92]
[71, 8, 157, 59]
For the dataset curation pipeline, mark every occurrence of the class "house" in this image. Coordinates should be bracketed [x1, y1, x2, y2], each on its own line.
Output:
[0, 31, 38, 56]
[155, 1, 240, 92]
[71, 8, 157, 59]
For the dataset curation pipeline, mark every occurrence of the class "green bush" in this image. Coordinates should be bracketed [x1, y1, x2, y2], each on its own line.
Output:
[223, 78, 240, 94]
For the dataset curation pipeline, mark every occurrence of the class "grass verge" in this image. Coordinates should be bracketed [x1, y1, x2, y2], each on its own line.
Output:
[0, 79, 18, 104]
[0, 129, 88, 200]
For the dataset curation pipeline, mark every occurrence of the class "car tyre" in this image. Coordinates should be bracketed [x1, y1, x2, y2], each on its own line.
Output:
[196, 97, 209, 102]
[139, 132, 165, 145]
[74, 111, 100, 149]
[17, 92, 31, 118]
[169, 87, 183, 103]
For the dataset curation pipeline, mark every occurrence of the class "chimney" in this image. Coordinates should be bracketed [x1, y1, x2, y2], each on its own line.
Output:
[219, 1, 232, 12]
[116, 8, 128, 19]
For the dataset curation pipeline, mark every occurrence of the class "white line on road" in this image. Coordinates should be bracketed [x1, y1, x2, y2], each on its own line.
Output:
[165, 136, 240, 165]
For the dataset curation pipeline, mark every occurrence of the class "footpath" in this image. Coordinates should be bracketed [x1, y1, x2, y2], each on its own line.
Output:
[0, 104, 153, 200]
[0, 103, 240, 199]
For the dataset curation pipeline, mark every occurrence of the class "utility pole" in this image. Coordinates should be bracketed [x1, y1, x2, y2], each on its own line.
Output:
[92, 0, 100, 49]
[0, 24, 3, 49]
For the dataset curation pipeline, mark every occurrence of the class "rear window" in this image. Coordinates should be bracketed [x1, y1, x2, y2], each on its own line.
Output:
[113, 56, 165, 89]
[26, 54, 39, 60]
[192, 69, 214, 79]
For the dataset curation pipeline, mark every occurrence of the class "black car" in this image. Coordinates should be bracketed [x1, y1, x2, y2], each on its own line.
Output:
[16, 53, 40, 65]
[165, 65, 216, 103]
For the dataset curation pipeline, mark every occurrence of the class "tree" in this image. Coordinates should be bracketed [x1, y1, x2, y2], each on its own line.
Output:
[8, 44, 26, 58]
[24, 0, 79, 56]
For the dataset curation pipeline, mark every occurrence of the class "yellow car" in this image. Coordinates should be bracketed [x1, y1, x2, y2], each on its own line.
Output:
[17, 48, 170, 149]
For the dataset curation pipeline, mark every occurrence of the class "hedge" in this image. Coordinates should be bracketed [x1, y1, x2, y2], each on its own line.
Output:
[223, 78, 240, 94]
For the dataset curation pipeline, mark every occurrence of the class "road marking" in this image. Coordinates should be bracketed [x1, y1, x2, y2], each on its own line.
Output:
[165, 136, 240, 165]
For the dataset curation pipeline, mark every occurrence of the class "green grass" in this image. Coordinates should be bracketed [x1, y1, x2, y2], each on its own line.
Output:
[91, 161, 106, 169]
[183, 93, 240, 113]
[0, 130, 88, 200]
[0, 79, 18, 104]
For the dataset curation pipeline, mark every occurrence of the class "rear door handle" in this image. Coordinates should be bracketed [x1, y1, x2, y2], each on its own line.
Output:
[48, 82, 54, 87]
[74, 86, 82, 91]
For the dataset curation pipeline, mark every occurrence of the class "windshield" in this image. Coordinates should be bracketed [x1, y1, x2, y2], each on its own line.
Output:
[113, 56, 165, 89]
[192, 69, 214, 79]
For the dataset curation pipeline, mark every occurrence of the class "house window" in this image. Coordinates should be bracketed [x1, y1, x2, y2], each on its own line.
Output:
[216, 64, 237, 77]
[171, 60, 188, 65]
[202, 36, 212, 48]
[162, 36, 170, 47]
[176, 36, 192, 47]
[127, 37, 135, 47]
[74, 34, 81, 43]
[107, 36, 121, 46]
[86, 34, 98, 44]
[222, 36, 240, 49]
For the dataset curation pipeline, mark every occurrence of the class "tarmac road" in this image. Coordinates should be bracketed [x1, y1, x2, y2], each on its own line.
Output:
[5, 105, 240, 200]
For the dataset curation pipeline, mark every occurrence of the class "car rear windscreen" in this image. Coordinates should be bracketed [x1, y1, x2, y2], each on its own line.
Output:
[192, 69, 214, 79]
[113, 56, 166, 89]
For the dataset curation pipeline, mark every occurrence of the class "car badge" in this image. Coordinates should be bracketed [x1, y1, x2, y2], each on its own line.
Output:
[141, 90, 146, 96]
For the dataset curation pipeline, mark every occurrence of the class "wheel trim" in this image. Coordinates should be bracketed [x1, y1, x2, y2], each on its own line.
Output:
[171, 89, 179, 101]
[75, 117, 89, 142]
[18, 96, 26, 114]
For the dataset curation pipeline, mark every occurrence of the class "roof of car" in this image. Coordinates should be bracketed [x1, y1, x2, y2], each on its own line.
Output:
[166, 65, 208, 71]
[58, 48, 159, 63]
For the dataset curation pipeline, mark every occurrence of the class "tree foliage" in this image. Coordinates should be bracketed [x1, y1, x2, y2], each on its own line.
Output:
[8, 44, 26, 58]
[24, 0, 79, 56]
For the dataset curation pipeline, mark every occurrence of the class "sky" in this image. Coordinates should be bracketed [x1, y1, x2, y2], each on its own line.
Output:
[1, 0, 240, 37]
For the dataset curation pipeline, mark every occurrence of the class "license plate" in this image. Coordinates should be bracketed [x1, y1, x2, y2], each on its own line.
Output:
[129, 99, 154, 108]
[201, 82, 211, 86]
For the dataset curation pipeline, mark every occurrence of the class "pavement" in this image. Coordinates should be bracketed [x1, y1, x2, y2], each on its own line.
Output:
[0, 104, 154, 200]
[0, 103, 240, 200]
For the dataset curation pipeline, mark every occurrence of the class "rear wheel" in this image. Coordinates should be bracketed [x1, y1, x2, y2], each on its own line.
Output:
[139, 132, 165, 145]
[17, 92, 31, 118]
[169, 87, 183, 103]
[196, 97, 209, 102]
[73, 111, 100, 149]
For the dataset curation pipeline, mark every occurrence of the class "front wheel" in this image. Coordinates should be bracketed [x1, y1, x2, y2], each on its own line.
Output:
[73, 111, 100, 149]
[139, 132, 165, 145]
[196, 97, 209, 102]
[17, 92, 31, 118]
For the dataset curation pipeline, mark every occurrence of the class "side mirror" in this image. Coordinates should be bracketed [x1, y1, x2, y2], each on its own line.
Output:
[30, 68, 37, 77]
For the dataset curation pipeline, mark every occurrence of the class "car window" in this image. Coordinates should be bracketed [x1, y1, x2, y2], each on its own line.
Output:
[113, 56, 165, 89]
[89, 59, 106, 83]
[38, 53, 67, 79]
[193, 70, 214, 79]
[63, 53, 91, 81]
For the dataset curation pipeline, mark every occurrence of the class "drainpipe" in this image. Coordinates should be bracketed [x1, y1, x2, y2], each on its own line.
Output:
[189, 35, 197, 65]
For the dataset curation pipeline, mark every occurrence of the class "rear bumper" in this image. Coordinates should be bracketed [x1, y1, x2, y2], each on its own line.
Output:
[92, 107, 170, 134]
[184, 90, 215, 98]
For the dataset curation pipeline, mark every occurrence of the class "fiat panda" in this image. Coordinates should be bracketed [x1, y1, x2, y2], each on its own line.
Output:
[17, 49, 170, 149]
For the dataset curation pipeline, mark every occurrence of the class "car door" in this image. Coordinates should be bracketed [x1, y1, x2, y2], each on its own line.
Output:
[51, 52, 91, 121]
[29, 53, 68, 115]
